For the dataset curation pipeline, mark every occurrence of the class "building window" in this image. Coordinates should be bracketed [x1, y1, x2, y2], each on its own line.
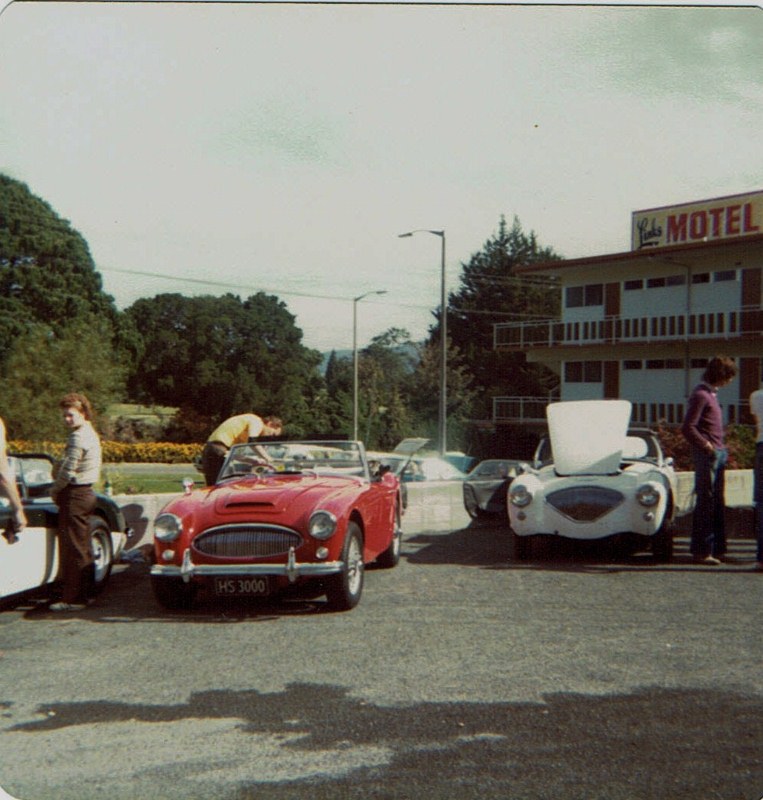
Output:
[623, 360, 642, 369]
[692, 272, 710, 284]
[565, 283, 603, 308]
[666, 274, 686, 286]
[646, 359, 685, 369]
[624, 279, 643, 291]
[565, 361, 602, 383]
[714, 269, 736, 282]
[647, 277, 666, 288]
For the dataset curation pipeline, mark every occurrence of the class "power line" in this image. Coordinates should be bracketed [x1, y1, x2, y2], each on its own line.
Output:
[99, 265, 553, 320]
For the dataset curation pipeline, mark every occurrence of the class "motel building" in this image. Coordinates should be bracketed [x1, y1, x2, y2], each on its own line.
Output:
[493, 189, 763, 431]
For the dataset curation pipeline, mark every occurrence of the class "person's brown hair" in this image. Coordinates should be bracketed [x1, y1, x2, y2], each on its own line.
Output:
[263, 415, 283, 431]
[59, 393, 94, 421]
[702, 356, 737, 386]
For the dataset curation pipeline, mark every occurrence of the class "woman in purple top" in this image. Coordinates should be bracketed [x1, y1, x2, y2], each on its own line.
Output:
[681, 356, 737, 565]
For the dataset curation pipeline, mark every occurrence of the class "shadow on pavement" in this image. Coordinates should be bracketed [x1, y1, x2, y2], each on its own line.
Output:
[9, 682, 763, 800]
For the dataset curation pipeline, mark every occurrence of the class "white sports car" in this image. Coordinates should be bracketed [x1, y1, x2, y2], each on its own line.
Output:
[508, 400, 677, 561]
[1, 454, 129, 605]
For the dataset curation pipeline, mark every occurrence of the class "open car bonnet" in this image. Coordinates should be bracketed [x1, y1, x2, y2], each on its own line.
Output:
[547, 400, 632, 476]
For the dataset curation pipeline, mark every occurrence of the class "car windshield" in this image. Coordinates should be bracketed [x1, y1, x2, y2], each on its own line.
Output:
[533, 431, 660, 469]
[219, 440, 369, 481]
[470, 460, 518, 479]
[7, 455, 54, 487]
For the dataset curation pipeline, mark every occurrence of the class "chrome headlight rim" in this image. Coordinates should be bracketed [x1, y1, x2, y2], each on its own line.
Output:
[154, 512, 183, 542]
[309, 510, 337, 540]
[509, 485, 533, 508]
[636, 483, 661, 507]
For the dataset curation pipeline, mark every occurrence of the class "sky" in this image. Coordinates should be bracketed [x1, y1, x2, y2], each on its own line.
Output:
[0, 1, 761, 353]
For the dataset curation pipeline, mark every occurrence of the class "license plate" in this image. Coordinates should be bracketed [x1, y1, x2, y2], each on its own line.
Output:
[213, 576, 271, 596]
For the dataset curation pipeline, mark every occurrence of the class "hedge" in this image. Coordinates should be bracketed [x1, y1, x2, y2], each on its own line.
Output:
[10, 440, 202, 464]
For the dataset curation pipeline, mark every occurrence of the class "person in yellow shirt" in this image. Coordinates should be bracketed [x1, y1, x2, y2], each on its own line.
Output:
[201, 413, 283, 485]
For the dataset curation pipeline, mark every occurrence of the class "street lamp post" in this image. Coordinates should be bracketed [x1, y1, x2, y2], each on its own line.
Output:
[398, 229, 447, 457]
[353, 289, 387, 442]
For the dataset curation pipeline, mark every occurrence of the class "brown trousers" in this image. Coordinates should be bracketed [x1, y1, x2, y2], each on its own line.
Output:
[201, 441, 228, 486]
[56, 485, 96, 603]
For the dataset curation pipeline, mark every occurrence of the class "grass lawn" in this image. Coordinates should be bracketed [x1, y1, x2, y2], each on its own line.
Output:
[99, 463, 200, 496]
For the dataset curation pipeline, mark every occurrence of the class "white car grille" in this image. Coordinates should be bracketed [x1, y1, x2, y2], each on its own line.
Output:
[546, 487, 624, 522]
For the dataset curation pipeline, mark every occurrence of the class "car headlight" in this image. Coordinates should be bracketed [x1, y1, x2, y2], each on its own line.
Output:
[154, 513, 183, 542]
[636, 484, 660, 507]
[509, 485, 533, 508]
[309, 510, 337, 540]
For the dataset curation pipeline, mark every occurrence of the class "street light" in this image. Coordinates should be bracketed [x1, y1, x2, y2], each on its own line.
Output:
[398, 229, 447, 456]
[353, 289, 387, 442]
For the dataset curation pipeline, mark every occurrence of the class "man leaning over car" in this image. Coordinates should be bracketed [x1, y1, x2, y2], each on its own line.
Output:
[201, 413, 283, 485]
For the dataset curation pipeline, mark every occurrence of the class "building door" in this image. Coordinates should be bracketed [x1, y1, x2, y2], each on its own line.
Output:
[604, 361, 619, 399]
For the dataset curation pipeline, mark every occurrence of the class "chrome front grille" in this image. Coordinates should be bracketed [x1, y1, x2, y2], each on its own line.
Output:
[193, 525, 303, 558]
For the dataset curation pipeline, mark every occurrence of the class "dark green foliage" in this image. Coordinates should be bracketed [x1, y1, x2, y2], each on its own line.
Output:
[0, 175, 131, 436]
[443, 215, 561, 420]
[0, 175, 117, 334]
[125, 292, 323, 435]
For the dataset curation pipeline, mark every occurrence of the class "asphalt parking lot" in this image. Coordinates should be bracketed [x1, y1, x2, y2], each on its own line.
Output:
[1, 495, 762, 800]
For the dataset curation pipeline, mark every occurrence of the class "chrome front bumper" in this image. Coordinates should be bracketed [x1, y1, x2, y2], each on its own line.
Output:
[150, 546, 344, 584]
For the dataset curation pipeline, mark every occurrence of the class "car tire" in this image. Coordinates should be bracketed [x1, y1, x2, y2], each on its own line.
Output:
[376, 507, 402, 569]
[151, 576, 197, 610]
[652, 520, 674, 563]
[463, 488, 480, 520]
[512, 531, 531, 561]
[325, 522, 364, 611]
[89, 518, 114, 593]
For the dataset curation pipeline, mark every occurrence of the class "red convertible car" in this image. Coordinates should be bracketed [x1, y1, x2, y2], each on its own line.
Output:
[150, 439, 403, 611]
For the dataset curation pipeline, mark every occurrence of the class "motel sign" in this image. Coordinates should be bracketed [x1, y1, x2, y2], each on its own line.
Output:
[631, 189, 762, 250]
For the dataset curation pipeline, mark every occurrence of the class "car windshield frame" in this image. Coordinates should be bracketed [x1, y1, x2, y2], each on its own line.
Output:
[218, 439, 371, 483]
[533, 429, 664, 470]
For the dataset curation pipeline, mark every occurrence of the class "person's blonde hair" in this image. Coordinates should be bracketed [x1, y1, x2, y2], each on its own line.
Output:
[59, 393, 94, 421]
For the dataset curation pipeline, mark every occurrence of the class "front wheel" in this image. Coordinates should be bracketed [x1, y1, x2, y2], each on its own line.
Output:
[512, 531, 531, 562]
[325, 523, 364, 611]
[652, 520, 674, 563]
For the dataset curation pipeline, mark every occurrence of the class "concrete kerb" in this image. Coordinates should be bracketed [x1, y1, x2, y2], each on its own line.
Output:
[114, 470, 756, 555]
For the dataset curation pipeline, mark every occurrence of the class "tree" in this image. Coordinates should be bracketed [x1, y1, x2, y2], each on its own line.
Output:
[404, 337, 478, 449]
[0, 317, 127, 440]
[125, 293, 323, 435]
[442, 216, 561, 419]
[0, 173, 140, 383]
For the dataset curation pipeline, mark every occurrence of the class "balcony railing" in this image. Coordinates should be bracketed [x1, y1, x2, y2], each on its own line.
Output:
[493, 396, 752, 427]
[494, 306, 762, 349]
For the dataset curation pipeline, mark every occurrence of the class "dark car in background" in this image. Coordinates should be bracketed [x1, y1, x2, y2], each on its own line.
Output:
[462, 459, 521, 519]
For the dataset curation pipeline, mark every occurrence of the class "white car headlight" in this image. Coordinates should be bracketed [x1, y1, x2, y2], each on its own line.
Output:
[309, 510, 337, 540]
[636, 484, 660, 507]
[509, 485, 533, 508]
[154, 513, 183, 542]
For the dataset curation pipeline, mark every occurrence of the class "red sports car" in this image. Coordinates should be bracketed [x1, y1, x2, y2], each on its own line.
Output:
[150, 439, 403, 611]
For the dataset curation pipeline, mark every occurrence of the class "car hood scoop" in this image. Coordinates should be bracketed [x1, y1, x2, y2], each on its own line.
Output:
[547, 400, 632, 476]
[212, 477, 335, 515]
